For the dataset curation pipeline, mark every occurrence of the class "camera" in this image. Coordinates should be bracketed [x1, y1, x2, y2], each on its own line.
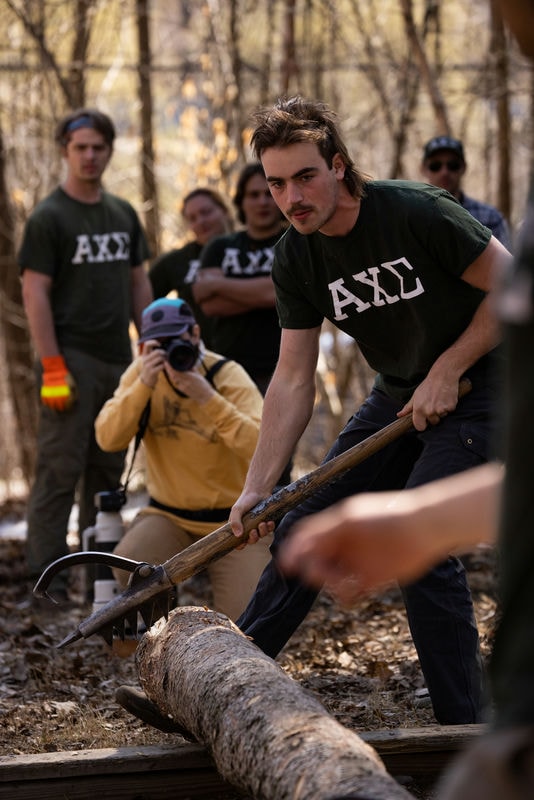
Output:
[161, 338, 198, 372]
[95, 488, 127, 513]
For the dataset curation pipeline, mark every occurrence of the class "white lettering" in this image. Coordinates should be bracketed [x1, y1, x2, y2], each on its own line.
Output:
[221, 247, 275, 275]
[184, 258, 200, 284]
[352, 267, 399, 306]
[93, 235, 113, 262]
[110, 232, 130, 260]
[328, 278, 371, 320]
[71, 235, 94, 264]
[71, 232, 132, 264]
[328, 257, 425, 320]
[381, 257, 424, 299]
[221, 248, 242, 274]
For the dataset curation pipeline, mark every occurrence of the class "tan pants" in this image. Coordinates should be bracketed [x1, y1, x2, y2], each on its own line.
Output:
[112, 509, 273, 622]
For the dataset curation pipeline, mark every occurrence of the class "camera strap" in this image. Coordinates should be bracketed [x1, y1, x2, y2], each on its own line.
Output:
[120, 399, 152, 496]
[120, 357, 230, 495]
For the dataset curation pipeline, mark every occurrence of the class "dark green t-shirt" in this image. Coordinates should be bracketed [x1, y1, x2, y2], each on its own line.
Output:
[149, 240, 202, 298]
[273, 180, 496, 400]
[148, 240, 214, 346]
[18, 187, 150, 363]
[199, 229, 284, 379]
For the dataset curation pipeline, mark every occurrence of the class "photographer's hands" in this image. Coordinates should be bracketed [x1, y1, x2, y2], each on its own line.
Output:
[164, 366, 215, 404]
[140, 339, 167, 388]
[139, 339, 215, 404]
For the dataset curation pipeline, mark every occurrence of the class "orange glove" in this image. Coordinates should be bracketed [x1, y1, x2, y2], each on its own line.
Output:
[40, 355, 77, 411]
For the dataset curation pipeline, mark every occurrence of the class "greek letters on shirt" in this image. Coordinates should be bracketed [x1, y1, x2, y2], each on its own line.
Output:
[220, 246, 274, 276]
[183, 258, 201, 285]
[328, 256, 424, 321]
[71, 232, 131, 264]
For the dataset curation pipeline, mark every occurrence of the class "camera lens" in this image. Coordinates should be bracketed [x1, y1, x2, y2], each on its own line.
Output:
[165, 339, 198, 371]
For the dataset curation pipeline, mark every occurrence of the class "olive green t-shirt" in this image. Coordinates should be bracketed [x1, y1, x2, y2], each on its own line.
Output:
[273, 180, 497, 400]
[18, 187, 150, 363]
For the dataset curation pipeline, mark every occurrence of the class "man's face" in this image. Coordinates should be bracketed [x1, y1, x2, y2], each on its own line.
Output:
[262, 142, 344, 235]
[241, 172, 282, 234]
[421, 148, 465, 198]
[62, 127, 112, 184]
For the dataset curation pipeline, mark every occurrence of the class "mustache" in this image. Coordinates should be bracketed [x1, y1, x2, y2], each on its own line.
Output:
[287, 203, 313, 216]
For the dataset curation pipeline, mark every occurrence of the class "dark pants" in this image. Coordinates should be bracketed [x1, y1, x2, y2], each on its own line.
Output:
[238, 373, 499, 725]
[26, 347, 127, 592]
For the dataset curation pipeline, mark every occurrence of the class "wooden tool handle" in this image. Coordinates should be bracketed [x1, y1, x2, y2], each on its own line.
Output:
[162, 377, 472, 585]
[67, 377, 472, 645]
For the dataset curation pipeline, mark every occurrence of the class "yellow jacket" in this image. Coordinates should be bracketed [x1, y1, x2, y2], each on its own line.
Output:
[95, 350, 263, 535]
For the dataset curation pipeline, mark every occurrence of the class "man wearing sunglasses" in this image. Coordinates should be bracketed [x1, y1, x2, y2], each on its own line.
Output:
[422, 135, 511, 249]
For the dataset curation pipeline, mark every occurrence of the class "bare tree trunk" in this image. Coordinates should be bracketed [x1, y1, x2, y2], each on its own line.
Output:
[204, 0, 246, 169]
[69, 0, 96, 108]
[398, 0, 450, 134]
[489, 0, 512, 223]
[280, 0, 299, 95]
[5, 0, 77, 107]
[136, 607, 413, 800]
[0, 123, 38, 484]
[259, 2, 275, 106]
[390, 0, 442, 178]
[137, 0, 160, 257]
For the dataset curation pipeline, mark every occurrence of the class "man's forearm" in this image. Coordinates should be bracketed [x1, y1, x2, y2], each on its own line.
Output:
[428, 295, 501, 383]
[130, 265, 153, 333]
[194, 274, 275, 312]
[244, 374, 315, 495]
[22, 287, 59, 358]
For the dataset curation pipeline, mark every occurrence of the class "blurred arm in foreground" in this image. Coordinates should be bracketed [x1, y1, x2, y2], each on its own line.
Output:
[279, 461, 503, 604]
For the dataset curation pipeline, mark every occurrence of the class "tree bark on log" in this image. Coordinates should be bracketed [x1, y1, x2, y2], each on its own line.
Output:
[135, 607, 414, 800]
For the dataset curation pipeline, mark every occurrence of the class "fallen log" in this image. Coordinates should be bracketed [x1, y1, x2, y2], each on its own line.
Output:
[135, 606, 414, 800]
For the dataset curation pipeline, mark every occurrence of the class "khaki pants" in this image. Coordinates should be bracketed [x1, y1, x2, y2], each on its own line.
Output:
[113, 509, 273, 622]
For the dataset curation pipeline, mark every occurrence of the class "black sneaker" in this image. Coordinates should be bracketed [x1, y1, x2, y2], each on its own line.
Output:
[115, 685, 194, 739]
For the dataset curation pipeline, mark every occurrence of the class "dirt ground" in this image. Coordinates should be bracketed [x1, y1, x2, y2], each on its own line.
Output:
[0, 497, 498, 799]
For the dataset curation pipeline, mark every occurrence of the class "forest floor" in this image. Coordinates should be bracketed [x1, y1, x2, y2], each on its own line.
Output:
[0, 500, 498, 800]
[0, 377, 499, 798]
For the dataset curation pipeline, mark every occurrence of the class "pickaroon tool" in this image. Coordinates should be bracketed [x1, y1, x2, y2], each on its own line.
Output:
[34, 378, 471, 649]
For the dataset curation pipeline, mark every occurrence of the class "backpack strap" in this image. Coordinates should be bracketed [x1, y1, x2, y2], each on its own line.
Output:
[203, 357, 229, 387]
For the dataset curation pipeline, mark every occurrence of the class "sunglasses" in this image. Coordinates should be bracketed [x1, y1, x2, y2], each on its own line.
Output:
[427, 159, 463, 173]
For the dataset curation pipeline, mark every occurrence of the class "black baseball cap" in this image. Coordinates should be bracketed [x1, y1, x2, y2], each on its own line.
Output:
[423, 136, 465, 162]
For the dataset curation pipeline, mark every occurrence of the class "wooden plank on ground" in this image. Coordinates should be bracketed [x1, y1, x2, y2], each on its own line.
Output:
[0, 724, 487, 800]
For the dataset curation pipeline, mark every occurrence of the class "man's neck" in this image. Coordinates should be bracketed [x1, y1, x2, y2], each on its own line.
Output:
[61, 176, 103, 204]
[319, 195, 361, 237]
